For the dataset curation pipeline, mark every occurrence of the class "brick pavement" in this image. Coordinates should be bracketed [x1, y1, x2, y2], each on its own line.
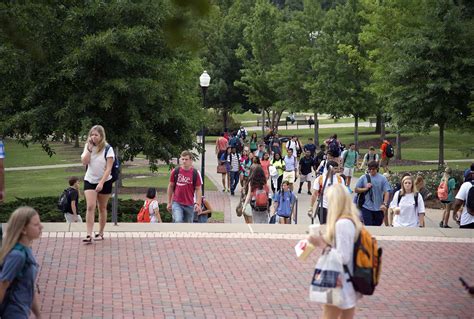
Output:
[34, 233, 473, 318]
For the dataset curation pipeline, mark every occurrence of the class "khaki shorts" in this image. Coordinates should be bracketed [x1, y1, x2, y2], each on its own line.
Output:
[282, 171, 296, 184]
[380, 157, 390, 168]
[300, 174, 313, 183]
[343, 167, 355, 177]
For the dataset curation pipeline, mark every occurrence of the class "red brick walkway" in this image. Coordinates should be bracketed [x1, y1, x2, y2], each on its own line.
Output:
[35, 234, 473, 318]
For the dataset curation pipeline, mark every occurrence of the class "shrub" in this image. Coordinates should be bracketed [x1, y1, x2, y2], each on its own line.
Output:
[0, 197, 172, 223]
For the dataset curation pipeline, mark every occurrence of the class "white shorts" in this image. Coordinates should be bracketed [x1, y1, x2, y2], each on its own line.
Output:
[343, 167, 355, 177]
[300, 174, 313, 183]
[64, 213, 83, 223]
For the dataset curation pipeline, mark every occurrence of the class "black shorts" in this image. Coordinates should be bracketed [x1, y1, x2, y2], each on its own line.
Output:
[84, 179, 113, 194]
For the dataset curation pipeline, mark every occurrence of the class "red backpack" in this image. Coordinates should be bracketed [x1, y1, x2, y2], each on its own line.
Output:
[137, 200, 151, 223]
[254, 187, 269, 211]
[437, 179, 449, 201]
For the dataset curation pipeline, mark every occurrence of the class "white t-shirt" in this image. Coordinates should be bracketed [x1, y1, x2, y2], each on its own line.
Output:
[312, 174, 345, 208]
[333, 218, 361, 309]
[390, 191, 425, 227]
[455, 181, 474, 226]
[149, 200, 160, 223]
[82, 144, 114, 184]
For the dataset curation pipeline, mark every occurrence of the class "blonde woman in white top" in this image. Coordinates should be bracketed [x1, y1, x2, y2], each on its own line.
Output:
[389, 175, 425, 227]
[307, 184, 363, 319]
[80, 125, 115, 244]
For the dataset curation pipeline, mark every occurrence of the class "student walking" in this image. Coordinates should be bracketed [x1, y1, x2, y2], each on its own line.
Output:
[243, 166, 270, 224]
[194, 196, 213, 223]
[270, 152, 285, 193]
[389, 175, 425, 227]
[355, 161, 391, 226]
[307, 184, 363, 318]
[227, 147, 241, 196]
[80, 125, 115, 244]
[271, 181, 296, 224]
[438, 167, 457, 228]
[298, 150, 317, 195]
[341, 143, 359, 187]
[167, 150, 203, 223]
[63, 177, 83, 223]
[144, 188, 162, 223]
[0, 206, 43, 319]
[359, 147, 379, 173]
[453, 172, 474, 229]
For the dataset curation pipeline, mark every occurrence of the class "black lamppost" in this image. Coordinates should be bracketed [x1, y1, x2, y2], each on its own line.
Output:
[199, 71, 210, 195]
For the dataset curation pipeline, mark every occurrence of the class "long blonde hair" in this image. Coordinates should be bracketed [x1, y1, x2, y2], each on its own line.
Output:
[88, 125, 107, 153]
[0, 207, 38, 264]
[442, 167, 452, 183]
[400, 175, 417, 196]
[324, 184, 362, 244]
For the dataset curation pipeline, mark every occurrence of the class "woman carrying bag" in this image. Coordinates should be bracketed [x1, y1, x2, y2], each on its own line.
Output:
[307, 184, 363, 319]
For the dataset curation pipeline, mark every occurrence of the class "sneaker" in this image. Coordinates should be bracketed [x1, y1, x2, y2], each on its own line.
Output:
[439, 221, 444, 228]
[443, 225, 452, 228]
[307, 191, 312, 195]
[231, 192, 235, 196]
[298, 189, 302, 194]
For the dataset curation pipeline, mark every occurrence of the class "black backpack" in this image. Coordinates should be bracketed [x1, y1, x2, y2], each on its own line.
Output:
[356, 174, 372, 209]
[173, 167, 198, 191]
[57, 188, 71, 212]
[466, 181, 474, 216]
[397, 191, 419, 209]
[385, 143, 394, 158]
[328, 139, 340, 157]
[105, 144, 120, 183]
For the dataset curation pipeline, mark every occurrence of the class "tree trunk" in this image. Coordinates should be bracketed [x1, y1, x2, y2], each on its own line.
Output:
[380, 116, 386, 141]
[222, 108, 229, 132]
[395, 129, 402, 160]
[438, 122, 445, 168]
[274, 110, 283, 133]
[74, 134, 80, 148]
[375, 112, 382, 134]
[64, 134, 70, 144]
[313, 112, 319, 147]
[261, 108, 265, 137]
[354, 115, 359, 151]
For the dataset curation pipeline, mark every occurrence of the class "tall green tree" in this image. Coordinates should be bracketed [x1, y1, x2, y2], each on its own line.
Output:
[361, 0, 474, 165]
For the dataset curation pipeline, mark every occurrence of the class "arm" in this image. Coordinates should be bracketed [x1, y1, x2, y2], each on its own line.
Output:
[243, 188, 252, 207]
[452, 199, 464, 221]
[153, 206, 162, 223]
[0, 280, 10, 303]
[31, 291, 42, 319]
[194, 186, 202, 214]
[166, 182, 174, 211]
[380, 191, 390, 212]
[80, 144, 92, 166]
[201, 199, 213, 215]
[70, 200, 78, 222]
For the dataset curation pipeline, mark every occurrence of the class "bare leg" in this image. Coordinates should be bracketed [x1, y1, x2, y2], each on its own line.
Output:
[84, 190, 98, 236]
[97, 193, 111, 235]
[221, 173, 226, 191]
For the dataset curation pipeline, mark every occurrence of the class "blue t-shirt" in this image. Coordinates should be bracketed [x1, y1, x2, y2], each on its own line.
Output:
[274, 191, 295, 217]
[355, 173, 391, 211]
[0, 243, 38, 318]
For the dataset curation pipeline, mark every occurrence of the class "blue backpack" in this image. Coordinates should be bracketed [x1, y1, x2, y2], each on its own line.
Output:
[105, 144, 120, 183]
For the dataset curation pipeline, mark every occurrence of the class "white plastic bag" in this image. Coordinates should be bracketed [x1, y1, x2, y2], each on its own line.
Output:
[309, 248, 344, 307]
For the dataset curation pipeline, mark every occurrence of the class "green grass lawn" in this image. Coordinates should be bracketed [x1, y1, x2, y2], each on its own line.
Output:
[232, 111, 355, 125]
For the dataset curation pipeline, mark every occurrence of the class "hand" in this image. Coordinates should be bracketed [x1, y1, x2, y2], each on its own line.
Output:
[366, 183, 372, 189]
[380, 204, 387, 212]
[307, 234, 328, 249]
[87, 138, 94, 147]
[95, 183, 103, 193]
[73, 215, 78, 222]
[194, 204, 202, 214]
[167, 203, 172, 211]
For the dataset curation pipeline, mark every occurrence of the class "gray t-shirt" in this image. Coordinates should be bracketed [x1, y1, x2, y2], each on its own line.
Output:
[0, 244, 38, 318]
[356, 173, 391, 211]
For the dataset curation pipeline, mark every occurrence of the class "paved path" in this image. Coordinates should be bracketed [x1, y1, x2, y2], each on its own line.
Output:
[35, 229, 473, 318]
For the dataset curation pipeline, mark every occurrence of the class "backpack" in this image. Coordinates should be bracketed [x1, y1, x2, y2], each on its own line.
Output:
[276, 190, 295, 218]
[105, 144, 120, 183]
[342, 224, 383, 296]
[385, 143, 394, 158]
[466, 181, 474, 216]
[173, 167, 199, 191]
[137, 200, 152, 223]
[317, 174, 343, 196]
[57, 188, 71, 212]
[239, 129, 247, 140]
[356, 174, 372, 209]
[328, 139, 340, 157]
[437, 178, 450, 201]
[254, 188, 269, 211]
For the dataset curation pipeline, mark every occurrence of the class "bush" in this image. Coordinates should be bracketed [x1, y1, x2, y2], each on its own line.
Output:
[0, 197, 172, 223]
[386, 168, 465, 198]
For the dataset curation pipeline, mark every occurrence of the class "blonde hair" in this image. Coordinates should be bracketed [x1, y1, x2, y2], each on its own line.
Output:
[180, 150, 193, 159]
[400, 175, 417, 196]
[415, 175, 425, 189]
[88, 125, 107, 153]
[442, 167, 452, 183]
[324, 184, 363, 244]
[0, 207, 39, 265]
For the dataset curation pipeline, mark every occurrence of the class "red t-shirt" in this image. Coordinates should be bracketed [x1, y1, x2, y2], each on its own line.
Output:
[217, 137, 228, 152]
[380, 142, 388, 159]
[169, 167, 202, 206]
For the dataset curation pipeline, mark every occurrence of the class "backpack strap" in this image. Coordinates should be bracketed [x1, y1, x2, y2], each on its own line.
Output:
[192, 169, 198, 188]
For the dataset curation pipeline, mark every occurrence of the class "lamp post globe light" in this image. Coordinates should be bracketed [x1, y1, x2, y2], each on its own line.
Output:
[199, 71, 210, 196]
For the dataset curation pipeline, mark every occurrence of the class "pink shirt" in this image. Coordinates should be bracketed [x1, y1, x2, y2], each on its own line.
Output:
[216, 137, 228, 152]
[169, 167, 202, 206]
[260, 160, 270, 179]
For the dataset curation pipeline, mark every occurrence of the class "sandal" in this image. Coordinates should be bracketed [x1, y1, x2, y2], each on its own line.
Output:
[94, 233, 104, 241]
[82, 235, 93, 244]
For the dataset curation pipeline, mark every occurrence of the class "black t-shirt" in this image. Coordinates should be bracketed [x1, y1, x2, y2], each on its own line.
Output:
[67, 188, 79, 214]
[299, 157, 316, 175]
